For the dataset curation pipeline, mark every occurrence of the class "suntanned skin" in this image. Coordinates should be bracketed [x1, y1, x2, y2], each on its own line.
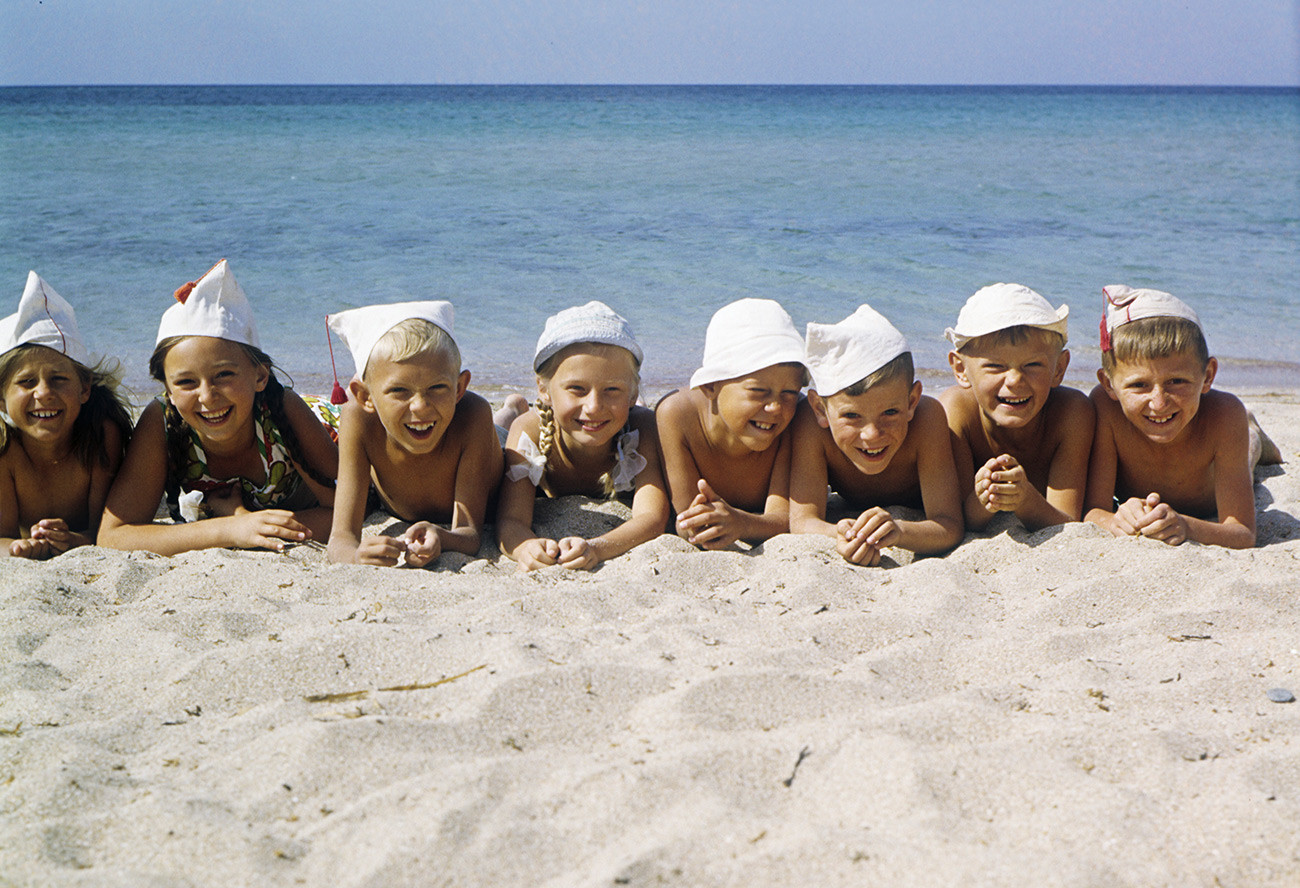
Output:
[497, 345, 671, 571]
[1085, 353, 1255, 549]
[789, 378, 964, 566]
[0, 347, 122, 558]
[655, 364, 804, 548]
[327, 348, 502, 567]
[99, 337, 338, 556]
[940, 334, 1094, 531]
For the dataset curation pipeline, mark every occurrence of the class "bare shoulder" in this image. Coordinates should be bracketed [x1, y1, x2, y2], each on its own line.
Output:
[654, 388, 702, 436]
[937, 384, 978, 429]
[507, 406, 543, 441]
[1045, 384, 1095, 428]
[911, 394, 949, 432]
[1199, 388, 1248, 437]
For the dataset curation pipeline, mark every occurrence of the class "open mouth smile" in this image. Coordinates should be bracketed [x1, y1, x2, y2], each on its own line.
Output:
[198, 406, 234, 424]
[749, 420, 776, 432]
[406, 421, 436, 439]
[998, 396, 1031, 406]
[28, 409, 62, 420]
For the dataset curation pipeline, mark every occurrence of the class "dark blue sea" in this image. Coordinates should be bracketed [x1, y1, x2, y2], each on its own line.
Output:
[2, 85, 1297, 399]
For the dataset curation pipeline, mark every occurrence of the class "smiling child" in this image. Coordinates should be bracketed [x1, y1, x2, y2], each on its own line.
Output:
[939, 283, 1095, 530]
[1085, 286, 1256, 548]
[326, 300, 502, 566]
[789, 304, 962, 565]
[656, 298, 807, 548]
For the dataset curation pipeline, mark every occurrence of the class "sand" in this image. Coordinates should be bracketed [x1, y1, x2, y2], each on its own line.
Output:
[2, 391, 1298, 887]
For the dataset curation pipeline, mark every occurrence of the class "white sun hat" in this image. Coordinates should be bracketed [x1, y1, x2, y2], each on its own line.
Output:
[533, 300, 642, 372]
[327, 300, 456, 378]
[156, 259, 259, 348]
[805, 304, 909, 397]
[944, 282, 1069, 351]
[1100, 284, 1201, 352]
[0, 271, 89, 365]
[689, 298, 805, 389]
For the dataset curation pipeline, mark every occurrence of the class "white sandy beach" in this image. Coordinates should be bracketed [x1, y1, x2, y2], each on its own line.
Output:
[1, 390, 1297, 887]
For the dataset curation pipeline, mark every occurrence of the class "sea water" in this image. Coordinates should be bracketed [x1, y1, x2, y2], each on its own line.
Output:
[1, 85, 1297, 400]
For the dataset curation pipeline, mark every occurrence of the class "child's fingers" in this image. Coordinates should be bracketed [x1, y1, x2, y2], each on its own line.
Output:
[696, 478, 720, 503]
[355, 536, 407, 567]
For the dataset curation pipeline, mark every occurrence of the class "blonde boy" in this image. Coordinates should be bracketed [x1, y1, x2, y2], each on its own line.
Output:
[1085, 286, 1254, 548]
[656, 298, 806, 548]
[790, 305, 963, 565]
[940, 283, 1095, 530]
[326, 301, 502, 566]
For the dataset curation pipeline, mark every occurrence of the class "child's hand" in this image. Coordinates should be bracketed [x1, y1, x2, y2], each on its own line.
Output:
[402, 522, 442, 568]
[28, 518, 87, 556]
[513, 537, 561, 571]
[353, 534, 410, 567]
[676, 479, 742, 549]
[836, 507, 901, 565]
[976, 455, 1029, 514]
[226, 510, 311, 551]
[1131, 493, 1189, 546]
[556, 536, 599, 570]
[835, 517, 881, 565]
[9, 536, 56, 560]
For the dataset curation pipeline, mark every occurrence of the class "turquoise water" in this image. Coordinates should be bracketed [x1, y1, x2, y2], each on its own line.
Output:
[2, 85, 1297, 399]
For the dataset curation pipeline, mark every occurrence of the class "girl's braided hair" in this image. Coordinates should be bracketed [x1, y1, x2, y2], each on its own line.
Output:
[534, 342, 641, 499]
[0, 345, 132, 467]
[150, 337, 333, 508]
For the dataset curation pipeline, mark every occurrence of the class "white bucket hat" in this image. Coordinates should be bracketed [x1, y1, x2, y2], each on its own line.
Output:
[1100, 285, 1201, 352]
[689, 298, 805, 389]
[944, 283, 1069, 351]
[0, 271, 89, 365]
[327, 300, 456, 379]
[533, 300, 642, 372]
[805, 304, 909, 397]
[156, 259, 259, 348]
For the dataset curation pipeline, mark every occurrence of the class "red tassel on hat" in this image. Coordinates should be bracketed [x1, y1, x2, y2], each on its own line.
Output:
[326, 315, 348, 404]
[174, 280, 197, 304]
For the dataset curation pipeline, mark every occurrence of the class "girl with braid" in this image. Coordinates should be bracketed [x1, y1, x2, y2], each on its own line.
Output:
[497, 302, 670, 570]
[100, 261, 338, 554]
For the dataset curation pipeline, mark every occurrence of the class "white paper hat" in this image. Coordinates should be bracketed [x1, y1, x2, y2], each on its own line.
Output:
[944, 283, 1069, 351]
[327, 300, 456, 377]
[805, 304, 909, 396]
[1100, 285, 1201, 351]
[0, 271, 89, 365]
[534, 300, 642, 372]
[689, 298, 805, 389]
[156, 260, 259, 348]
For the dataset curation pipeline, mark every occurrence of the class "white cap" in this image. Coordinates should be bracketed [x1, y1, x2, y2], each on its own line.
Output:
[689, 298, 805, 389]
[1101, 285, 1201, 351]
[805, 304, 909, 397]
[156, 260, 259, 348]
[0, 272, 89, 365]
[533, 300, 642, 372]
[327, 300, 456, 376]
[944, 283, 1069, 351]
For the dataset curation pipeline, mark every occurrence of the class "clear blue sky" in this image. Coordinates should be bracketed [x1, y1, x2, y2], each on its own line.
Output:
[2, 0, 1297, 86]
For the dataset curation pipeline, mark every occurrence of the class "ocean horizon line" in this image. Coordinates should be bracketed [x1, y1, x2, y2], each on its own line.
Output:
[3, 82, 1298, 92]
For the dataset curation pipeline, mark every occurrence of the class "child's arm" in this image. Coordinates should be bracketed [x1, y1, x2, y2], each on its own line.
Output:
[282, 390, 339, 541]
[0, 457, 24, 557]
[431, 394, 502, 558]
[555, 410, 673, 569]
[894, 397, 964, 553]
[496, 411, 561, 570]
[326, 401, 406, 565]
[788, 404, 835, 537]
[1084, 390, 1126, 534]
[98, 402, 312, 556]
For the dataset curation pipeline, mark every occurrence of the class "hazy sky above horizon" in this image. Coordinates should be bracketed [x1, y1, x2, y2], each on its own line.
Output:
[2, 1, 1298, 87]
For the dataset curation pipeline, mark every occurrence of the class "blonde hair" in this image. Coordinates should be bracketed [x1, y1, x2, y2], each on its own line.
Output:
[1101, 316, 1209, 375]
[956, 324, 1065, 355]
[364, 319, 460, 381]
[839, 352, 915, 397]
[0, 344, 133, 467]
[535, 342, 640, 499]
